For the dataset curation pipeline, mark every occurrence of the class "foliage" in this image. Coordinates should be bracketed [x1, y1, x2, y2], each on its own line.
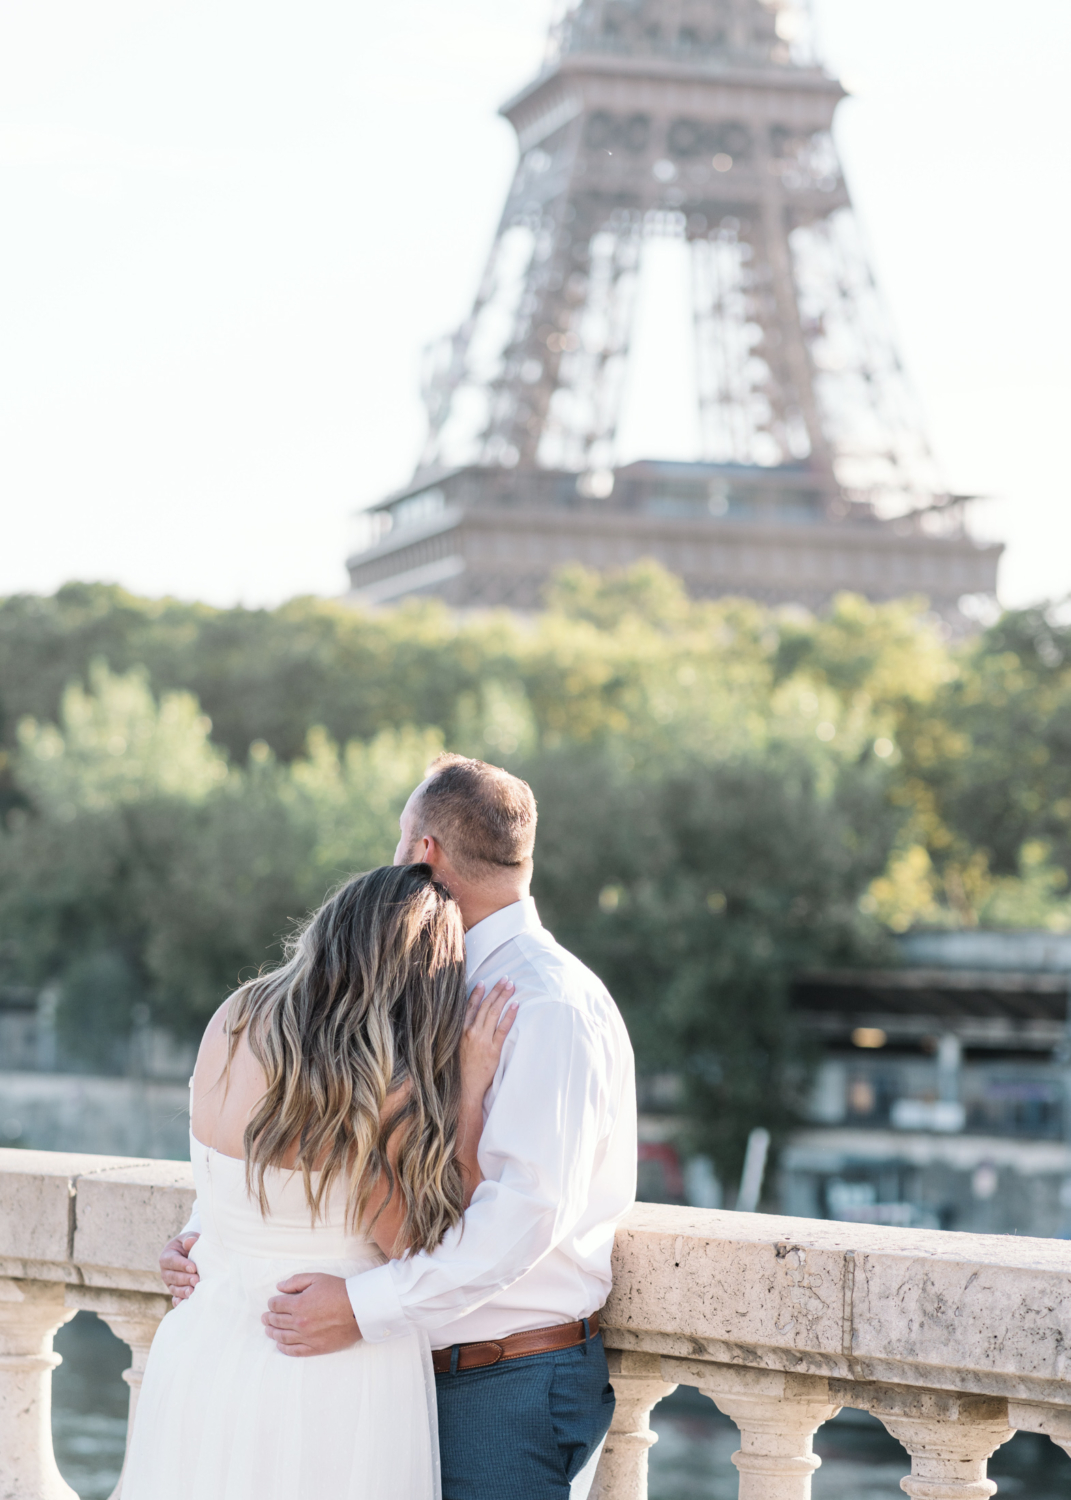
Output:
[528, 744, 896, 1171]
[17, 662, 228, 812]
[1, 572, 1069, 1177]
[0, 664, 436, 1054]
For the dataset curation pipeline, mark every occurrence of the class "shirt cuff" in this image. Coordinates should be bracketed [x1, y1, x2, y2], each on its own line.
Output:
[345, 1263, 409, 1343]
[180, 1205, 202, 1237]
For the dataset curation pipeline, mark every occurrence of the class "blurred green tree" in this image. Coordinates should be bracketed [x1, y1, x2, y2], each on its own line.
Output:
[0, 666, 438, 1052]
[2, 569, 1069, 1175]
[528, 743, 896, 1179]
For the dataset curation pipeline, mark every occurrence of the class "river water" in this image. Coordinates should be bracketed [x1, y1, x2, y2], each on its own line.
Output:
[52, 1314, 1071, 1497]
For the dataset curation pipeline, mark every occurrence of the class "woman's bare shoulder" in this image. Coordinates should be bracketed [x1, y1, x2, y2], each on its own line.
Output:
[193, 995, 238, 1079]
[201, 997, 232, 1044]
[190, 992, 266, 1154]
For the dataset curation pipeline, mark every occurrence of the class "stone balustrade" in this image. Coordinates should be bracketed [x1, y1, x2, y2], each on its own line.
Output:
[2, 1149, 1071, 1498]
[0, 1149, 193, 1500]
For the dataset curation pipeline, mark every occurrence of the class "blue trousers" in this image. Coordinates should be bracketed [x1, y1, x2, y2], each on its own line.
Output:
[435, 1333, 615, 1499]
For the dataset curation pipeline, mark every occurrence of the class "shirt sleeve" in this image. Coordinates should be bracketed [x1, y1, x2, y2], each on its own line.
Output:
[346, 1000, 609, 1342]
[179, 1201, 202, 1237]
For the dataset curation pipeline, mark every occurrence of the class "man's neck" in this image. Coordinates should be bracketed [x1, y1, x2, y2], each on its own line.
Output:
[457, 886, 530, 932]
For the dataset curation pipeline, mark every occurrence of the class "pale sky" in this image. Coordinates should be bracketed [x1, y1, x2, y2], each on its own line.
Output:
[1, 0, 1068, 609]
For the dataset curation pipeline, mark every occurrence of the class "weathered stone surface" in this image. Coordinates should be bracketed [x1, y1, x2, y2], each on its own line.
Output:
[591, 1351, 677, 1500]
[599, 1204, 1071, 1400]
[0, 1149, 153, 1269]
[603, 1206, 850, 1361]
[65, 1285, 171, 1321]
[3, 1149, 1071, 1500]
[0, 1148, 194, 1295]
[663, 1359, 831, 1403]
[1, 1157, 1068, 1401]
[73, 1160, 194, 1289]
[0, 1277, 79, 1499]
[877, 1404, 1014, 1500]
[1007, 1399, 1071, 1440]
[850, 1240, 1071, 1391]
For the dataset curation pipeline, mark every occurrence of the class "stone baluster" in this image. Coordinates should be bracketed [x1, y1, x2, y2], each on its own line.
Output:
[66, 1287, 171, 1500]
[0, 1276, 79, 1500]
[590, 1349, 677, 1500]
[689, 1366, 840, 1500]
[857, 1387, 1013, 1500]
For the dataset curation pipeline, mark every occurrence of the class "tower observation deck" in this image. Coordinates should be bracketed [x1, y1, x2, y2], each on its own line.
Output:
[347, 0, 1001, 614]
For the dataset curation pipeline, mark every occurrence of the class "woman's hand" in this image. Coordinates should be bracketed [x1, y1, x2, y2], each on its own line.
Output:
[460, 978, 517, 1106]
[456, 979, 517, 1206]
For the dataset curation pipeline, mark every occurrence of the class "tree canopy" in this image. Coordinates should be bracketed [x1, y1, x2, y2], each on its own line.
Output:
[1, 572, 1067, 1177]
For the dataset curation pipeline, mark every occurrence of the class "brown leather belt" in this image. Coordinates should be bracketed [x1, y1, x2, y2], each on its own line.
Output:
[431, 1313, 600, 1374]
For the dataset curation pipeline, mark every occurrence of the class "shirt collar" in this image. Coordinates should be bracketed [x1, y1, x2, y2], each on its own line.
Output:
[464, 897, 543, 977]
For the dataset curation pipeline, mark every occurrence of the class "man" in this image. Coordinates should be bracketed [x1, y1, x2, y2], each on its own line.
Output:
[160, 754, 637, 1499]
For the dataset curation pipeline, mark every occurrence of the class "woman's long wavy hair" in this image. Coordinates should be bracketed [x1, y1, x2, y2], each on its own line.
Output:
[225, 864, 468, 1256]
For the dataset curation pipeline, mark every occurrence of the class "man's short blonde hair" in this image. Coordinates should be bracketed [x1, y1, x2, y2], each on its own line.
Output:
[414, 754, 537, 874]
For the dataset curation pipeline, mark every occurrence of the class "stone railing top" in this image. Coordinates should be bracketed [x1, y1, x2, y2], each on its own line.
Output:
[4, 1149, 1071, 1409]
[0, 1147, 195, 1294]
[604, 1203, 1071, 1406]
[616, 1200, 1071, 1270]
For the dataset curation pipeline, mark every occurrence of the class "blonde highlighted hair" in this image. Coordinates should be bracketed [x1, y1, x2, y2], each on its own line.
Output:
[226, 864, 468, 1256]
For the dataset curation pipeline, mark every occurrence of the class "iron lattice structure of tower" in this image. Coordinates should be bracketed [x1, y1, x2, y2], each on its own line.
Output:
[347, 0, 1001, 614]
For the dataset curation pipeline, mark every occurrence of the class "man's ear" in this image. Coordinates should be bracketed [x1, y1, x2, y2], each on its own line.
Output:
[420, 834, 445, 870]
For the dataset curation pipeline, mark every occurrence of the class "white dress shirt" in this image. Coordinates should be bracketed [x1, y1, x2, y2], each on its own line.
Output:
[346, 897, 637, 1347]
[180, 898, 636, 1351]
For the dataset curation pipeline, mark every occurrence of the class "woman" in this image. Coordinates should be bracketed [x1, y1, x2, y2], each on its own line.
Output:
[123, 863, 517, 1500]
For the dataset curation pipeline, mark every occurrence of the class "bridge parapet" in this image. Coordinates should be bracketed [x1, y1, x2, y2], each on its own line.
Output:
[2, 1150, 1070, 1498]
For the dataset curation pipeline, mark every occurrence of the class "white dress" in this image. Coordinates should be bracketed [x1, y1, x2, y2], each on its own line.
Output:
[123, 1135, 440, 1500]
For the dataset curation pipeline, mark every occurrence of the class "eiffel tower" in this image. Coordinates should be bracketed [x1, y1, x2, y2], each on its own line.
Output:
[347, 0, 1001, 614]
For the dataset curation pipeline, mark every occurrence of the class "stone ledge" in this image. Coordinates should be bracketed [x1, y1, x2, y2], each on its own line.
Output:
[603, 1205, 1071, 1402]
[0, 1148, 194, 1296]
[3, 1150, 1071, 1410]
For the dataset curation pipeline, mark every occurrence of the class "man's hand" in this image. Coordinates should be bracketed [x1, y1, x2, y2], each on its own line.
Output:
[160, 1234, 200, 1307]
[262, 1273, 362, 1357]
